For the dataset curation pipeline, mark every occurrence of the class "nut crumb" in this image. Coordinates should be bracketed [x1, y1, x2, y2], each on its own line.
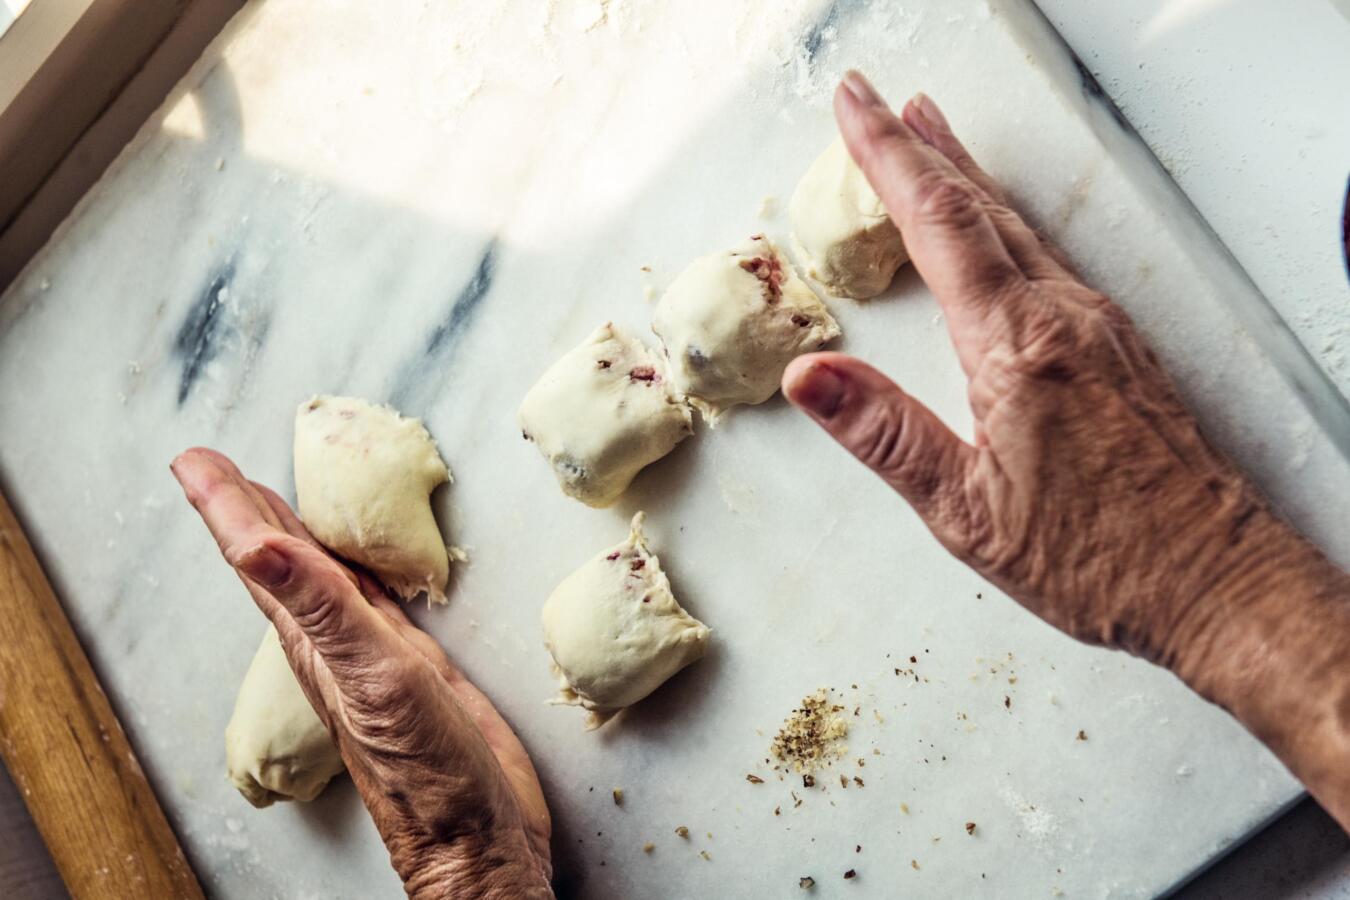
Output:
[642, 842, 655, 853]
[798, 875, 815, 889]
[844, 869, 857, 880]
[746, 774, 764, 784]
[1076, 730, 1088, 741]
[900, 803, 910, 815]
[700, 850, 712, 861]
[675, 826, 689, 838]
[777, 690, 847, 777]
[911, 859, 921, 870]
[612, 788, 623, 806]
[965, 822, 977, 835]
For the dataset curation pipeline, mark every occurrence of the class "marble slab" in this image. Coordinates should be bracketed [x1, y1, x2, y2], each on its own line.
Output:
[1, 0, 1348, 897]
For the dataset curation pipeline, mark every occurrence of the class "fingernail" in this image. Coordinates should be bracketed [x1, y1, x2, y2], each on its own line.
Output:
[911, 92, 950, 134]
[237, 543, 291, 589]
[841, 70, 886, 108]
[790, 362, 847, 418]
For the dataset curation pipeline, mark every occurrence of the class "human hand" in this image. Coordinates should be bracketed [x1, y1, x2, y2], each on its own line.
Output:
[784, 71, 1350, 834]
[172, 448, 552, 900]
[782, 72, 1294, 668]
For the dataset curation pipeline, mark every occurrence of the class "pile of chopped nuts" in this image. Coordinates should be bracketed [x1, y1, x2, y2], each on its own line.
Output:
[770, 689, 850, 773]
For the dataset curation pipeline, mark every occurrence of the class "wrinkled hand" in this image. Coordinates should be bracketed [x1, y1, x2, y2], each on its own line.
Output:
[172, 448, 552, 900]
[783, 72, 1291, 669]
[785, 73, 1350, 833]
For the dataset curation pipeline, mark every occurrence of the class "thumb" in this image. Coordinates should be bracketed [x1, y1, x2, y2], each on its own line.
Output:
[782, 352, 974, 520]
[233, 533, 401, 672]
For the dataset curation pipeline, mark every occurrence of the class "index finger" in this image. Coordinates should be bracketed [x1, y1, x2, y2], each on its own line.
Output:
[834, 71, 1025, 369]
[172, 448, 282, 567]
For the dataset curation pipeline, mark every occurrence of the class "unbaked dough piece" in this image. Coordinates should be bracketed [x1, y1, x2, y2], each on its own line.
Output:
[542, 513, 710, 729]
[226, 626, 343, 808]
[519, 324, 693, 508]
[294, 395, 451, 603]
[789, 137, 909, 299]
[651, 234, 841, 420]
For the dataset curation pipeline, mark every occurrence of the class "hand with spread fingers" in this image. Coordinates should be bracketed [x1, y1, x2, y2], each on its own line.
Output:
[171, 448, 553, 900]
[784, 71, 1350, 832]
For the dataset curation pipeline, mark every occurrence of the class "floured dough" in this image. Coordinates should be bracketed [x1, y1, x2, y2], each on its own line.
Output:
[519, 323, 693, 507]
[789, 137, 909, 299]
[294, 395, 451, 603]
[226, 626, 344, 808]
[542, 513, 710, 729]
[652, 234, 841, 420]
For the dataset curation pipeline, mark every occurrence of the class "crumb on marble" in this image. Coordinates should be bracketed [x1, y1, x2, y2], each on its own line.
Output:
[771, 689, 850, 774]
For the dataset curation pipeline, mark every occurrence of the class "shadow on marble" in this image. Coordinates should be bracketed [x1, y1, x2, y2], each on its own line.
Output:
[596, 636, 728, 745]
[1172, 798, 1350, 899]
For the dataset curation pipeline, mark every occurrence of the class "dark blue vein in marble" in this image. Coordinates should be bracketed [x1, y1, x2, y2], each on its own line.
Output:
[386, 238, 498, 414]
[801, 0, 841, 63]
[174, 260, 236, 405]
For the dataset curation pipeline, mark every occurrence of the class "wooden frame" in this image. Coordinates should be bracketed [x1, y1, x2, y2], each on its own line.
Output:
[0, 0, 242, 288]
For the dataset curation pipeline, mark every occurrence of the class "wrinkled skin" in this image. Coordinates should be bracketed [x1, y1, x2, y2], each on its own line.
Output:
[784, 72, 1350, 833]
[172, 449, 552, 899]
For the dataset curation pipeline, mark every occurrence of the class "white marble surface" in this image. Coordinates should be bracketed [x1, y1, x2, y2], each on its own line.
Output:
[2, 1, 1349, 897]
